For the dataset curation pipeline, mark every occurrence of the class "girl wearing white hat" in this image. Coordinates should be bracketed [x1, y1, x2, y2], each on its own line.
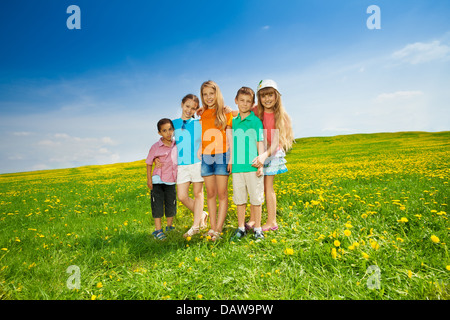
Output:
[249, 79, 294, 232]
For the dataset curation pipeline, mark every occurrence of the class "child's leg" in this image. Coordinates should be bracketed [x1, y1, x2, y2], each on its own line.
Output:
[263, 175, 277, 228]
[164, 184, 177, 227]
[247, 206, 256, 229]
[215, 175, 229, 234]
[252, 205, 262, 228]
[237, 204, 246, 228]
[192, 182, 204, 228]
[203, 175, 217, 231]
[151, 184, 164, 230]
[154, 218, 162, 231]
[177, 182, 194, 211]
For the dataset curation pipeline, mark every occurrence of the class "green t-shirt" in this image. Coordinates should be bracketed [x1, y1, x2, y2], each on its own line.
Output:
[232, 111, 264, 173]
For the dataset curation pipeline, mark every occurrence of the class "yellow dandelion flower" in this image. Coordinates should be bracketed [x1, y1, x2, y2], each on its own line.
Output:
[271, 239, 277, 244]
[91, 295, 97, 300]
[431, 235, 440, 243]
[331, 248, 337, 259]
[370, 240, 380, 250]
[407, 270, 412, 278]
[334, 240, 341, 247]
[361, 252, 369, 259]
[96, 282, 103, 288]
[284, 248, 294, 255]
[397, 217, 408, 223]
[344, 229, 351, 237]
[446, 265, 450, 271]
[197, 294, 203, 299]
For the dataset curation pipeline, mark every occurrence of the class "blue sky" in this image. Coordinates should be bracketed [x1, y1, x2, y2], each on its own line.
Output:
[0, 0, 449, 174]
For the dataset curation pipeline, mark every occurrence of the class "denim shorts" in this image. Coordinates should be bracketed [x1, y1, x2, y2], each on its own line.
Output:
[201, 151, 230, 176]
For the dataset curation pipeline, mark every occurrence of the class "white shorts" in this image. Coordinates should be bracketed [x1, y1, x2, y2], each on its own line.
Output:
[177, 162, 204, 184]
[232, 171, 264, 206]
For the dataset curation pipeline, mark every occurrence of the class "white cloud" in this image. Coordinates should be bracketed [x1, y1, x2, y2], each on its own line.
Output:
[12, 131, 34, 136]
[392, 40, 450, 64]
[375, 90, 424, 103]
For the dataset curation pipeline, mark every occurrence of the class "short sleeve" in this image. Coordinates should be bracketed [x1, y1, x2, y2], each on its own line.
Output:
[145, 144, 156, 165]
[256, 119, 264, 142]
[226, 112, 233, 127]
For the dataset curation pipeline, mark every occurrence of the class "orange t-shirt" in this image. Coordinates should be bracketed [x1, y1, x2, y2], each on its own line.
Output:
[200, 108, 233, 155]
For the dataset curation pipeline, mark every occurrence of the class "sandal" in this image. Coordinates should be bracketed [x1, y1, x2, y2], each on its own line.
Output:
[203, 229, 216, 239]
[200, 211, 209, 230]
[245, 222, 254, 231]
[211, 231, 222, 242]
[262, 225, 279, 232]
[152, 229, 166, 241]
[183, 226, 200, 238]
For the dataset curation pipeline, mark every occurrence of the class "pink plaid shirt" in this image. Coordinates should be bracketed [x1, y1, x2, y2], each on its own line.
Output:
[145, 138, 177, 183]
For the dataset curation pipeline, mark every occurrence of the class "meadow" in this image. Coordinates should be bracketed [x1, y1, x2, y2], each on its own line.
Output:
[0, 131, 449, 300]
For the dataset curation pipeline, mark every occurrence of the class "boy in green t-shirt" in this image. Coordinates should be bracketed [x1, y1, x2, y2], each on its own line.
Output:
[230, 87, 265, 241]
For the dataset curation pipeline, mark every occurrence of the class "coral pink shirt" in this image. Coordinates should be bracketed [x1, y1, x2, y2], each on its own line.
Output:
[145, 138, 177, 183]
[252, 106, 276, 147]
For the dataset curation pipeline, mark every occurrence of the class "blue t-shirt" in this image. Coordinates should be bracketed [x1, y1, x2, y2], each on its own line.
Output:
[173, 118, 202, 165]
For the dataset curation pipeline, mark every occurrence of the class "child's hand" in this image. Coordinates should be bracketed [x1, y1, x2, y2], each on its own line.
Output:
[256, 167, 263, 177]
[252, 152, 267, 168]
[196, 107, 205, 116]
[147, 180, 153, 190]
[224, 105, 232, 114]
[227, 163, 232, 173]
[154, 158, 162, 169]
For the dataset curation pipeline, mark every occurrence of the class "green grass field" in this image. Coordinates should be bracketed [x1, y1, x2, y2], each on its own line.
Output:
[0, 131, 449, 300]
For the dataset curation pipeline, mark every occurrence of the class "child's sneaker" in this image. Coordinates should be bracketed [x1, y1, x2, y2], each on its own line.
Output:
[231, 228, 247, 242]
[254, 230, 265, 241]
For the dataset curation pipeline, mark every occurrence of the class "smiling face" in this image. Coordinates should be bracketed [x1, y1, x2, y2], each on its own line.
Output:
[235, 93, 254, 116]
[181, 98, 199, 120]
[259, 88, 277, 112]
[202, 86, 216, 109]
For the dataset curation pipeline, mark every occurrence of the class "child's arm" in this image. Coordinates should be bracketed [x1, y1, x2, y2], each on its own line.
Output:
[224, 106, 239, 117]
[226, 126, 233, 173]
[255, 141, 265, 176]
[146, 164, 153, 190]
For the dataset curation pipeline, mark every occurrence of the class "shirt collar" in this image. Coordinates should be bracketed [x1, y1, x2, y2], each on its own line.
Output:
[158, 137, 175, 147]
[236, 110, 256, 122]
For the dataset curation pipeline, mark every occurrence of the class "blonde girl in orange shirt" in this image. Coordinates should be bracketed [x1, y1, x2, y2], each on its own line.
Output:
[199, 80, 233, 241]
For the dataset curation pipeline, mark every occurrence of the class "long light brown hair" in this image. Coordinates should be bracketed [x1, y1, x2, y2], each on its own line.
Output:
[200, 80, 227, 130]
[256, 87, 294, 152]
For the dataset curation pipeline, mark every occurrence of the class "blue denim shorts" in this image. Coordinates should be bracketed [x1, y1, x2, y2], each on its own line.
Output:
[201, 151, 230, 176]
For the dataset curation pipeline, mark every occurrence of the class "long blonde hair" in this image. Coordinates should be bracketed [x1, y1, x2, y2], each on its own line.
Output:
[257, 87, 294, 152]
[200, 80, 227, 130]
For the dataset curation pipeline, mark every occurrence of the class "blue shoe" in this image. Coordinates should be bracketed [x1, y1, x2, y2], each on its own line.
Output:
[231, 228, 247, 242]
[165, 226, 175, 232]
[152, 229, 167, 240]
[254, 230, 265, 241]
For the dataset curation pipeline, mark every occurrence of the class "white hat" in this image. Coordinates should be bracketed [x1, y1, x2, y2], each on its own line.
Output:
[257, 79, 279, 93]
